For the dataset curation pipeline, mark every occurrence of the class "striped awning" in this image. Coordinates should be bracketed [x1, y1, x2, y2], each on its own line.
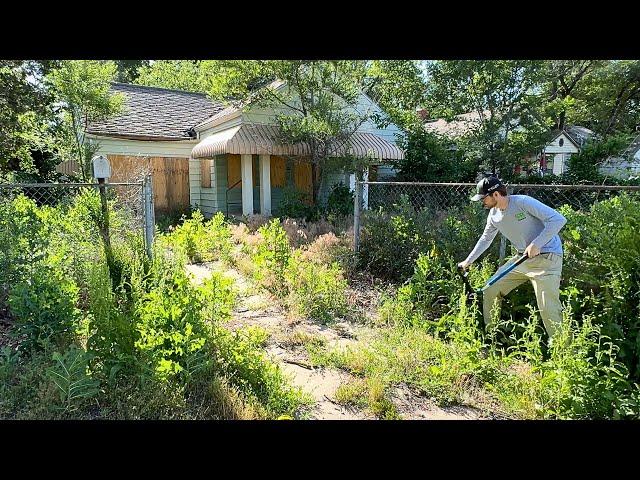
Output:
[191, 123, 404, 160]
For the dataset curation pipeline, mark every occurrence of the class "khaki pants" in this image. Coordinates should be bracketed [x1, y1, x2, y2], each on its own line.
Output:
[483, 253, 563, 338]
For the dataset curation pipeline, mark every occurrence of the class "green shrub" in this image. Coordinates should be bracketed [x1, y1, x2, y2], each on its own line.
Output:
[559, 193, 640, 379]
[0, 195, 52, 298]
[8, 263, 80, 352]
[277, 185, 319, 221]
[134, 266, 232, 382]
[286, 253, 348, 323]
[210, 325, 309, 418]
[252, 219, 292, 297]
[358, 195, 496, 283]
[326, 183, 354, 218]
[161, 210, 232, 263]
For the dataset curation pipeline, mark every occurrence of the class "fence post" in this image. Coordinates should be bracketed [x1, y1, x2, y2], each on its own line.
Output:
[353, 174, 363, 253]
[143, 175, 155, 259]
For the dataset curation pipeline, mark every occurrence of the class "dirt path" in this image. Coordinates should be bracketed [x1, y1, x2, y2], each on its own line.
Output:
[186, 261, 484, 420]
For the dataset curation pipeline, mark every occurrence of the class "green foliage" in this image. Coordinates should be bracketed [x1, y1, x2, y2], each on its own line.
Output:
[252, 219, 292, 297]
[286, 253, 348, 323]
[46, 346, 100, 412]
[325, 182, 354, 218]
[8, 263, 80, 352]
[0, 60, 54, 176]
[365, 60, 428, 131]
[425, 60, 547, 174]
[565, 133, 632, 181]
[395, 128, 477, 182]
[134, 266, 234, 382]
[0, 194, 51, 297]
[359, 196, 495, 283]
[277, 185, 319, 221]
[160, 210, 232, 263]
[559, 194, 640, 377]
[46, 60, 124, 180]
[211, 325, 309, 417]
[135, 60, 217, 93]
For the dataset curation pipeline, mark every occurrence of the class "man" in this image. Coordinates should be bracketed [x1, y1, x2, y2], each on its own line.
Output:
[458, 176, 567, 339]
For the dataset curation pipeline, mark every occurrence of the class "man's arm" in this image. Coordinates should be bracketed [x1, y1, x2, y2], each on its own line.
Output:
[459, 215, 499, 268]
[521, 196, 567, 249]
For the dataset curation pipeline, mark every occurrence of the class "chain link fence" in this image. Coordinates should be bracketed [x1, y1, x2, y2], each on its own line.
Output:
[0, 180, 155, 289]
[354, 180, 640, 253]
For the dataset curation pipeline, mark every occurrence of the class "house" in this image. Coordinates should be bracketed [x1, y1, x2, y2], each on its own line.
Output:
[77, 82, 403, 217]
[422, 110, 596, 176]
[599, 133, 640, 179]
[528, 125, 595, 176]
[61, 82, 222, 214]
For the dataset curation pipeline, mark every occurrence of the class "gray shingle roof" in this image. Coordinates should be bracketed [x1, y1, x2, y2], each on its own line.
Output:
[87, 83, 225, 141]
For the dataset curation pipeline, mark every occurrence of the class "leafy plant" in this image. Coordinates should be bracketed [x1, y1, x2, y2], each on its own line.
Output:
[46, 346, 100, 412]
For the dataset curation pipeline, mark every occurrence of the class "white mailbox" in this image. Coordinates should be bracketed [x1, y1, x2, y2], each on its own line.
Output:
[92, 155, 111, 179]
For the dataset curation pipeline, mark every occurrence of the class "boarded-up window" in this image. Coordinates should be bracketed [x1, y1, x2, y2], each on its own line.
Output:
[270, 156, 286, 187]
[294, 161, 313, 200]
[200, 159, 212, 188]
[227, 154, 241, 187]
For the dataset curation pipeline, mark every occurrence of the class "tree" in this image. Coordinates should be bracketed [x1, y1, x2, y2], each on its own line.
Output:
[204, 60, 380, 204]
[394, 129, 477, 182]
[47, 61, 124, 181]
[135, 60, 217, 93]
[424, 60, 548, 176]
[0, 60, 55, 179]
[364, 60, 428, 131]
[115, 60, 150, 83]
[569, 60, 640, 137]
[542, 60, 600, 131]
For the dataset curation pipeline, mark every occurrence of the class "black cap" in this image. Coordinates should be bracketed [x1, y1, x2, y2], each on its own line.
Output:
[471, 176, 503, 201]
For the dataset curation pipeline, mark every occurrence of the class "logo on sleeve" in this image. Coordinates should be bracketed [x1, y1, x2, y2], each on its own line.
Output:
[515, 211, 526, 221]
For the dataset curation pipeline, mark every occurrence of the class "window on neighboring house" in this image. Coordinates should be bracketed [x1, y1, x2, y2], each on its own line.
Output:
[559, 138, 564, 147]
[564, 153, 572, 171]
[546, 155, 554, 174]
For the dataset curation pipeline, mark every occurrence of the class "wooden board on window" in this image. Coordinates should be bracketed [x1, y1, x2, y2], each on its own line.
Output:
[294, 161, 313, 200]
[106, 154, 189, 214]
[270, 156, 286, 187]
[200, 159, 212, 188]
[227, 154, 241, 188]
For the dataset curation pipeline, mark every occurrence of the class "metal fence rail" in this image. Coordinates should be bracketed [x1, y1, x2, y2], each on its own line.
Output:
[354, 180, 640, 253]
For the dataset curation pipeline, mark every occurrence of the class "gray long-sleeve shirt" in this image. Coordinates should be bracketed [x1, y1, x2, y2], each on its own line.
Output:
[464, 194, 567, 265]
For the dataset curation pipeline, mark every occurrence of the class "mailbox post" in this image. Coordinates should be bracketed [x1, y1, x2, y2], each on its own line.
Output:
[92, 155, 115, 281]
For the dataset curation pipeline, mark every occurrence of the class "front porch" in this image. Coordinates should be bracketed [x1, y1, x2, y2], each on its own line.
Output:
[189, 123, 403, 218]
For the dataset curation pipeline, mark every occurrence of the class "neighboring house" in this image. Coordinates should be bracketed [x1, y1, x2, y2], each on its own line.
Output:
[422, 111, 596, 177]
[423, 110, 491, 140]
[599, 133, 640, 178]
[526, 125, 595, 176]
[75, 81, 404, 217]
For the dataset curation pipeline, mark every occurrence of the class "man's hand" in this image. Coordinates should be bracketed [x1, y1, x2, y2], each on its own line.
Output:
[457, 260, 470, 270]
[524, 243, 541, 258]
